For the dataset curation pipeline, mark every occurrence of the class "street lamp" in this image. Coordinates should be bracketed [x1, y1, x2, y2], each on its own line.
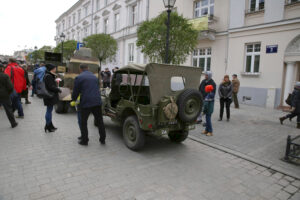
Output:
[163, 0, 176, 64]
[60, 32, 66, 64]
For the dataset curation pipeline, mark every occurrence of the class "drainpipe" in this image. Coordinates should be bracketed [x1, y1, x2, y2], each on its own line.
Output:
[146, 0, 149, 20]
[91, 0, 94, 34]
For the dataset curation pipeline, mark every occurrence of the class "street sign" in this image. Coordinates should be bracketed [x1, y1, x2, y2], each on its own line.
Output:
[266, 45, 278, 54]
[77, 42, 84, 50]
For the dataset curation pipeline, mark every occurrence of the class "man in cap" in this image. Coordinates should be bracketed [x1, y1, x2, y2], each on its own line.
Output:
[197, 71, 216, 124]
[232, 74, 240, 109]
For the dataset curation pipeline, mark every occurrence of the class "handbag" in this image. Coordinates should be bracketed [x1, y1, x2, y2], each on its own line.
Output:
[36, 77, 54, 99]
[285, 93, 292, 106]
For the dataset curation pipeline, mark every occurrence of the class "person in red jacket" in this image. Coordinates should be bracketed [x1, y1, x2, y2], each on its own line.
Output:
[4, 58, 26, 118]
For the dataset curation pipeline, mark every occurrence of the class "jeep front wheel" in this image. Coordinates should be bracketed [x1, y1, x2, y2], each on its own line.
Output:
[123, 116, 145, 151]
[168, 131, 189, 143]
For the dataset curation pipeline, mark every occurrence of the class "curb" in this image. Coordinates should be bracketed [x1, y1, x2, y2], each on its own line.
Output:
[188, 135, 300, 180]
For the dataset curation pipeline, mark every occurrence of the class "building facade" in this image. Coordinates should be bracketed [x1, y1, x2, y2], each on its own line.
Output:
[55, 0, 149, 70]
[56, 0, 300, 108]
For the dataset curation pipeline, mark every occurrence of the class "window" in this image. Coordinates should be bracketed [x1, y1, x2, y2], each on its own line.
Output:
[78, 10, 81, 21]
[287, 0, 300, 4]
[114, 13, 120, 32]
[68, 17, 71, 28]
[95, 22, 99, 34]
[104, 18, 109, 34]
[130, 5, 138, 25]
[105, 0, 108, 6]
[249, 0, 264, 12]
[84, 27, 88, 38]
[128, 43, 134, 62]
[62, 20, 65, 30]
[73, 14, 76, 25]
[96, 0, 100, 10]
[192, 48, 211, 72]
[245, 43, 261, 73]
[194, 0, 214, 18]
[72, 33, 75, 40]
[171, 77, 186, 91]
[84, 4, 89, 17]
[77, 31, 80, 41]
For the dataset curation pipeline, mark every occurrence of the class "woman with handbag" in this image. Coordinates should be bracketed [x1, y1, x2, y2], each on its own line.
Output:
[44, 64, 61, 132]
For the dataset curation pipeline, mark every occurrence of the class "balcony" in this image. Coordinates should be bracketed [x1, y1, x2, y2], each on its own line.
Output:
[188, 15, 217, 41]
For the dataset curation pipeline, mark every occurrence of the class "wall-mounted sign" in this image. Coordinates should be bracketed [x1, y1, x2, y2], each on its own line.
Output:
[266, 45, 278, 54]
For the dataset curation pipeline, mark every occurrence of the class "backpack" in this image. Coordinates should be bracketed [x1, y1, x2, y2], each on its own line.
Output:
[285, 93, 292, 106]
[36, 74, 54, 99]
[34, 66, 46, 83]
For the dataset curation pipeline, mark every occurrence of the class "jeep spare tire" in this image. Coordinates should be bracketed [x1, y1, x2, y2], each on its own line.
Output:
[177, 89, 202, 123]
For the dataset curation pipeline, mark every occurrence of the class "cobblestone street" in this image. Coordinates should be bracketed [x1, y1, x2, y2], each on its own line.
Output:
[0, 97, 299, 200]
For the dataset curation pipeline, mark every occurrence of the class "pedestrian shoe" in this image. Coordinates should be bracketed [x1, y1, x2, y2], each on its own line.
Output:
[44, 125, 55, 133]
[206, 132, 213, 136]
[78, 140, 88, 146]
[16, 116, 24, 119]
[279, 117, 287, 125]
[297, 123, 300, 129]
[99, 138, 105, 145]
[11, 122, 18, 128]
[78, 136, 82, 140]
[25, 101, 31, 104]
[49, 122, 57, 131]
[201, 130, 208, 135]
[196, 120, 202, 124]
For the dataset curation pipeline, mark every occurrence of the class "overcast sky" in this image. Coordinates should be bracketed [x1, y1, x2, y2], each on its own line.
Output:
[0, 0, 78, 56]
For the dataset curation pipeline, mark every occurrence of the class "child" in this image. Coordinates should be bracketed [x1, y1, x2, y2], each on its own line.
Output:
[202, 85, 215, 136]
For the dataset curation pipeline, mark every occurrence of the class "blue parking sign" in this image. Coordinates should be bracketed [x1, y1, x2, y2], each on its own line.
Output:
[77, 42, 84, 50]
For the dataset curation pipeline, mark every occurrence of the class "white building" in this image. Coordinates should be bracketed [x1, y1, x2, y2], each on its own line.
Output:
[55, 0, 149, 70]
[56, 0, 300, 108]
[13, 49, 34, 61]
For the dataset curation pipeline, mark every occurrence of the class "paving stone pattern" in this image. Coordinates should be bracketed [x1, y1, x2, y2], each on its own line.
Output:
[0, 97, 299, 200]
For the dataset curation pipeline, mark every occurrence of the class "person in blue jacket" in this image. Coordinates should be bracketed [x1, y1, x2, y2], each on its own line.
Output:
[72, 64, 106, 145]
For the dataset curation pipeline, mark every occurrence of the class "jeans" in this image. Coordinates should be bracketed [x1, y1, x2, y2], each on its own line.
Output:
[205, 114, 213, 133]
[11, 91, 24, 117]
[31, 80, 36, 96]
[45, 105, 53, 125]
[220, 98, 231, 119]
[80, 106, 106, 142]
[286, 112, 300, 123]
[0, 99, 16, 126]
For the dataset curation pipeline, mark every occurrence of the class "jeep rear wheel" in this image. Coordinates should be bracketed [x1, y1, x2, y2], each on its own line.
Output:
[177, 89, 202, 123]
[123, 116, 145, 151]
[168, 131, 189, 143]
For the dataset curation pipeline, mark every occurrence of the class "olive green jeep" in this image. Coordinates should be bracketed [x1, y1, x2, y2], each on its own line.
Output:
[102, 63, 203, 150]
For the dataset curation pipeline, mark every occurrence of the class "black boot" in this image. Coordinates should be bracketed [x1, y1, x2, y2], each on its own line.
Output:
[44, 124, 55, 133]
[279, 116, 287, 125]
[49, 122, 57, 131]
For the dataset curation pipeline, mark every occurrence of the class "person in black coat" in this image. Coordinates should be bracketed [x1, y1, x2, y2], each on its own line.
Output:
[218, 75, 233, 121]
[43, 64, 61, 132]
[72, 64, 106, 146]
[197, 71, 216, 123]
[0, 64, 18, 128]
[280, 82, 300, 129]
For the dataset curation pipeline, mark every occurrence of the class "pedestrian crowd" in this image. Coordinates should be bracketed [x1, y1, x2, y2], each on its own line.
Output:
[1, 60, 299, 147]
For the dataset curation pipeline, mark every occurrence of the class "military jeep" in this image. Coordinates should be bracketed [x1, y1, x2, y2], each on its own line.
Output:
[102, 63, 203, 150]
[55, 48, 100, 113]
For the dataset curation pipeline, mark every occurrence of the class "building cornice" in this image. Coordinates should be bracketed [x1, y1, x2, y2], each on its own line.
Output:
[55, 0, 83, 23]
[229, 17, 300, 33]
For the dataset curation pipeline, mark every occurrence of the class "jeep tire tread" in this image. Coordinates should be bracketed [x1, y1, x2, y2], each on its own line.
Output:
[123, 116, 145, 151]
[168, 131, 189, 143]
[177, 89, 202, 123]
